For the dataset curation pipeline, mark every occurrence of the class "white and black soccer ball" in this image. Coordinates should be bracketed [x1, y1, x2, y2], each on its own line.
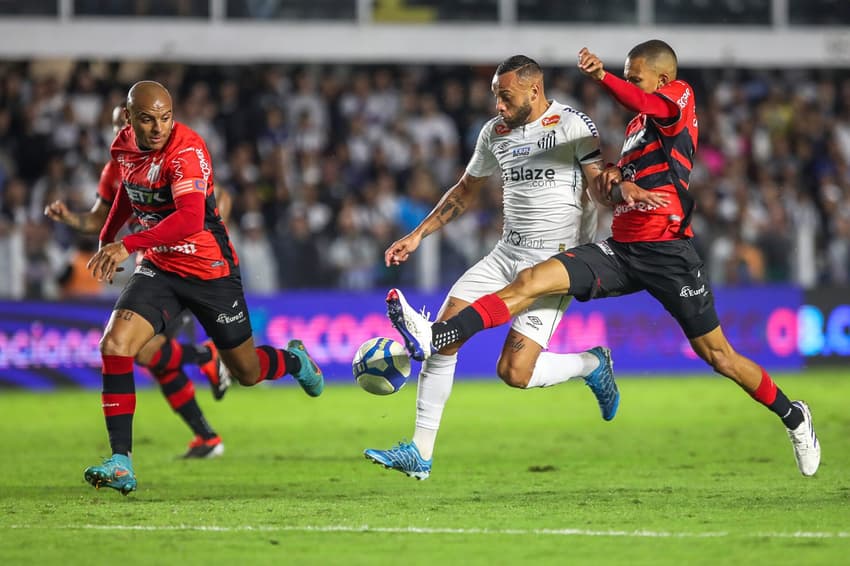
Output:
[352, 337, 411, 395]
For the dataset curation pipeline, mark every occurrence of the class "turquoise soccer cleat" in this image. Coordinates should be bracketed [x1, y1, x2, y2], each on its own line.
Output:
[287, 339, 324, 397]
[364, 441, 432, 480]
[584, 346, 619, 421]
[83, 453, 137, 495]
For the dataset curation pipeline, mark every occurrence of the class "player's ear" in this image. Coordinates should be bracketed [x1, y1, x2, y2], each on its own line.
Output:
[530, 81, 541, 101]
[657, 72, 671, 88]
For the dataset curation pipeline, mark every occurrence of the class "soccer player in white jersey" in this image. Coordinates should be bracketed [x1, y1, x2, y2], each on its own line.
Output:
[364, 55, 618, 480]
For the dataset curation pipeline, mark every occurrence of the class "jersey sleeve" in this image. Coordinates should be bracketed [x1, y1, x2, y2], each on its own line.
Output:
[565, 111, 602, 165]
[168, 143, 213, 198]
[465, 123, 499, 178]
[97, 159, 122, 204]
[652, 80, 694, 135]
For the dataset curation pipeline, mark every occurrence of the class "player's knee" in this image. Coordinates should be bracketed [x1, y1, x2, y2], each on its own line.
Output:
[496, 358, 532, 388]
[99, 333, 135, 358]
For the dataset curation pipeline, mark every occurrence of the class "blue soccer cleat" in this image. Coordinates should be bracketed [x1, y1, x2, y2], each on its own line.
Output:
[287, 339, 324, 397]
[584, 346, 619, 421]
[364, 441, 432, 480]
[386, 288, 436, 362]
[84, 453, 137, 495]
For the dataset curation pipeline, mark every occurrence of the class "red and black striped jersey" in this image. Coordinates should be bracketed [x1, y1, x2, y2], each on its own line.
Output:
[110, 122, 238, 280]
[614, 79, 698, 242]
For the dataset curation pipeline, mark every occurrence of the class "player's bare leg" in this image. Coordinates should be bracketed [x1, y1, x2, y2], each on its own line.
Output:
[689, 327, 819, 476]
[365, 296, 470, 478]
[495, 258, 574, 316]
[217, 336, 323, 396]
[497, 329, 618, 420]
[85, 310, 155, 494]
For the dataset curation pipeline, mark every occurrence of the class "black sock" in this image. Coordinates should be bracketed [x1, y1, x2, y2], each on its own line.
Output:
[772, 389, 803, 429]
[176, 402, 217, 440]
[432, 307, 485, 350]
[283, 350, 301, 375]
[180, 342, 213, 366]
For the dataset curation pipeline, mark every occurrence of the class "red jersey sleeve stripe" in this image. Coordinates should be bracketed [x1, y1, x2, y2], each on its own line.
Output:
[671, 147, 693, 169]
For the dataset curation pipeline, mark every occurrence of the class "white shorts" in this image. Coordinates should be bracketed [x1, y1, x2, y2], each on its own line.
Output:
[444, 242, 573, 348]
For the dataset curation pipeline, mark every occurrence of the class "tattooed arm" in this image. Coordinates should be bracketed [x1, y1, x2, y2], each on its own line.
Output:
[384, 173, 488, 267]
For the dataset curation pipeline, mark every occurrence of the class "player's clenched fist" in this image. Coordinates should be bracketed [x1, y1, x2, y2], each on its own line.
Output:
[577, 48, 606, 81]
[44, 200, 71, 222]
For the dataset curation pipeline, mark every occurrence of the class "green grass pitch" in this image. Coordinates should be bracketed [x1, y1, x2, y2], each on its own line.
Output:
[1, 369, 848, 565]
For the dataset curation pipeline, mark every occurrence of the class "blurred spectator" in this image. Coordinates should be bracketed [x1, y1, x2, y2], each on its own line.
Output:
[1, 59, 848, 295]
[231, 211, 279, 295]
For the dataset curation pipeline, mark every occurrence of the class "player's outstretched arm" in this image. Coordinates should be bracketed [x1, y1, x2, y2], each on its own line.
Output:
[45, 198, 110, 234]
[385, 173, 487, 267]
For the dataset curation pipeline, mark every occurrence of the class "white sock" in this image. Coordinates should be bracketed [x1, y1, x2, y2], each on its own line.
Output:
[412, 352, 457, 460]
[525, 351, 600, 388]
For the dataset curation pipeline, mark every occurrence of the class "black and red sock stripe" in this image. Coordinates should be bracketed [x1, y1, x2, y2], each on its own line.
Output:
[101, 355, 135, 456]
[147, 339, 183, 375]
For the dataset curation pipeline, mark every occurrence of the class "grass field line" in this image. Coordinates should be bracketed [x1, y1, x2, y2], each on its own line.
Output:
[8, 524, 850, 539]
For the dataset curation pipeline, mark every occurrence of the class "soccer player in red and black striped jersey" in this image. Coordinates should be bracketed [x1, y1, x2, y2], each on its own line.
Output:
[81, 82, 324, 494]
[386, 41, 820, 477]
[46, 104, 231, 460]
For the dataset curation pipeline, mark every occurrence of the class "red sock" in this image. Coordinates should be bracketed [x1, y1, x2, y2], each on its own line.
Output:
[256, 346, 287, 382]
[751, 367, 778, 405]
[471, 293, 512, 329]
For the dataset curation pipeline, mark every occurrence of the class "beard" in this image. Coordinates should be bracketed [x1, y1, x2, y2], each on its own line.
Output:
[503, 99, 533, 129]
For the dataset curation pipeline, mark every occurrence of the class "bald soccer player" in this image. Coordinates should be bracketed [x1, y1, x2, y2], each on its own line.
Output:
[83, 81, 324, 494]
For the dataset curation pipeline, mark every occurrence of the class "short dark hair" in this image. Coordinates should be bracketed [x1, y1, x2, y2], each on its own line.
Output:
[496, 55, 543, 81]
[627, 39, 678, 67]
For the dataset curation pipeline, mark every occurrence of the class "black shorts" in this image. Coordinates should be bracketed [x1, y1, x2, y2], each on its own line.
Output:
[553, 238, 720, 339]
[114, 261, 252, 350]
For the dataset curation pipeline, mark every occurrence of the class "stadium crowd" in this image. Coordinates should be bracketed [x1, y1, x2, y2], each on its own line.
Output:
[0, 60, 847, 299]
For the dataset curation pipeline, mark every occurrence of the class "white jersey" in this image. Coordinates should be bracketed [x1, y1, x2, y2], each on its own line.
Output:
[467, 100, 602, 253]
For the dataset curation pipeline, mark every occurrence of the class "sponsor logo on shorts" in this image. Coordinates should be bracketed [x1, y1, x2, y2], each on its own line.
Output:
[679, 284, 706, 298]
[526, 315, 542, 330]
[216, 311, 246, 324]
[133, 265, 156, 278]
[594, 241, 614, 256]
[503, 229, 544, 249]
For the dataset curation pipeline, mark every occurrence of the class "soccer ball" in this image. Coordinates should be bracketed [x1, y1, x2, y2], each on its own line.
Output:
[352, 337, 411, 395]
